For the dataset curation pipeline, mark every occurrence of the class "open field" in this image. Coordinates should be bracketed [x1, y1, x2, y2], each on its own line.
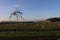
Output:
[0, 22, 60, 37]
[0, 31, 60, 37]
[0, 22, 60, 29]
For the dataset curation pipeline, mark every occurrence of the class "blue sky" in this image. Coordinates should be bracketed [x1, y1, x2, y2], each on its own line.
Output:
[0, 0, 60, 21]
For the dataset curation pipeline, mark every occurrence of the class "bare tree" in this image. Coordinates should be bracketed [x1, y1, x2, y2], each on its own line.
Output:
[9, 8, 23, 22]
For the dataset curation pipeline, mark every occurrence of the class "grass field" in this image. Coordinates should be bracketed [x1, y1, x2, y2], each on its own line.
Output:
[0, 22, 60, 37]
[0, 22, 60, 29]
[0, 31, 60, 37]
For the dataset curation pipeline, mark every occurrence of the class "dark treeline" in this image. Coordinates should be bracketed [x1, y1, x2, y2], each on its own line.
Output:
[46, 17, 60, 22]
[0, 21, 35, 25]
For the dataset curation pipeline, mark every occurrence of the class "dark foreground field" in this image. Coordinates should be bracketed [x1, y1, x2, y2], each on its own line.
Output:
[0, 36, 59, 40]
[0, 22, 60, 40]
[0, 29, 60, 40]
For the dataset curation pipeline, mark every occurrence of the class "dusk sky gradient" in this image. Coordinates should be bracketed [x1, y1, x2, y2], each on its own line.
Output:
[0, 0, 60, 21]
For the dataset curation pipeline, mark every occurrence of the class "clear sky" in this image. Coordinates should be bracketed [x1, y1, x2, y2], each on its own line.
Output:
[0, 0, 60, 21]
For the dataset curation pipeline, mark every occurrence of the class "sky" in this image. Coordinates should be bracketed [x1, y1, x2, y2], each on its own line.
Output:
[0, 0, 60, 21]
